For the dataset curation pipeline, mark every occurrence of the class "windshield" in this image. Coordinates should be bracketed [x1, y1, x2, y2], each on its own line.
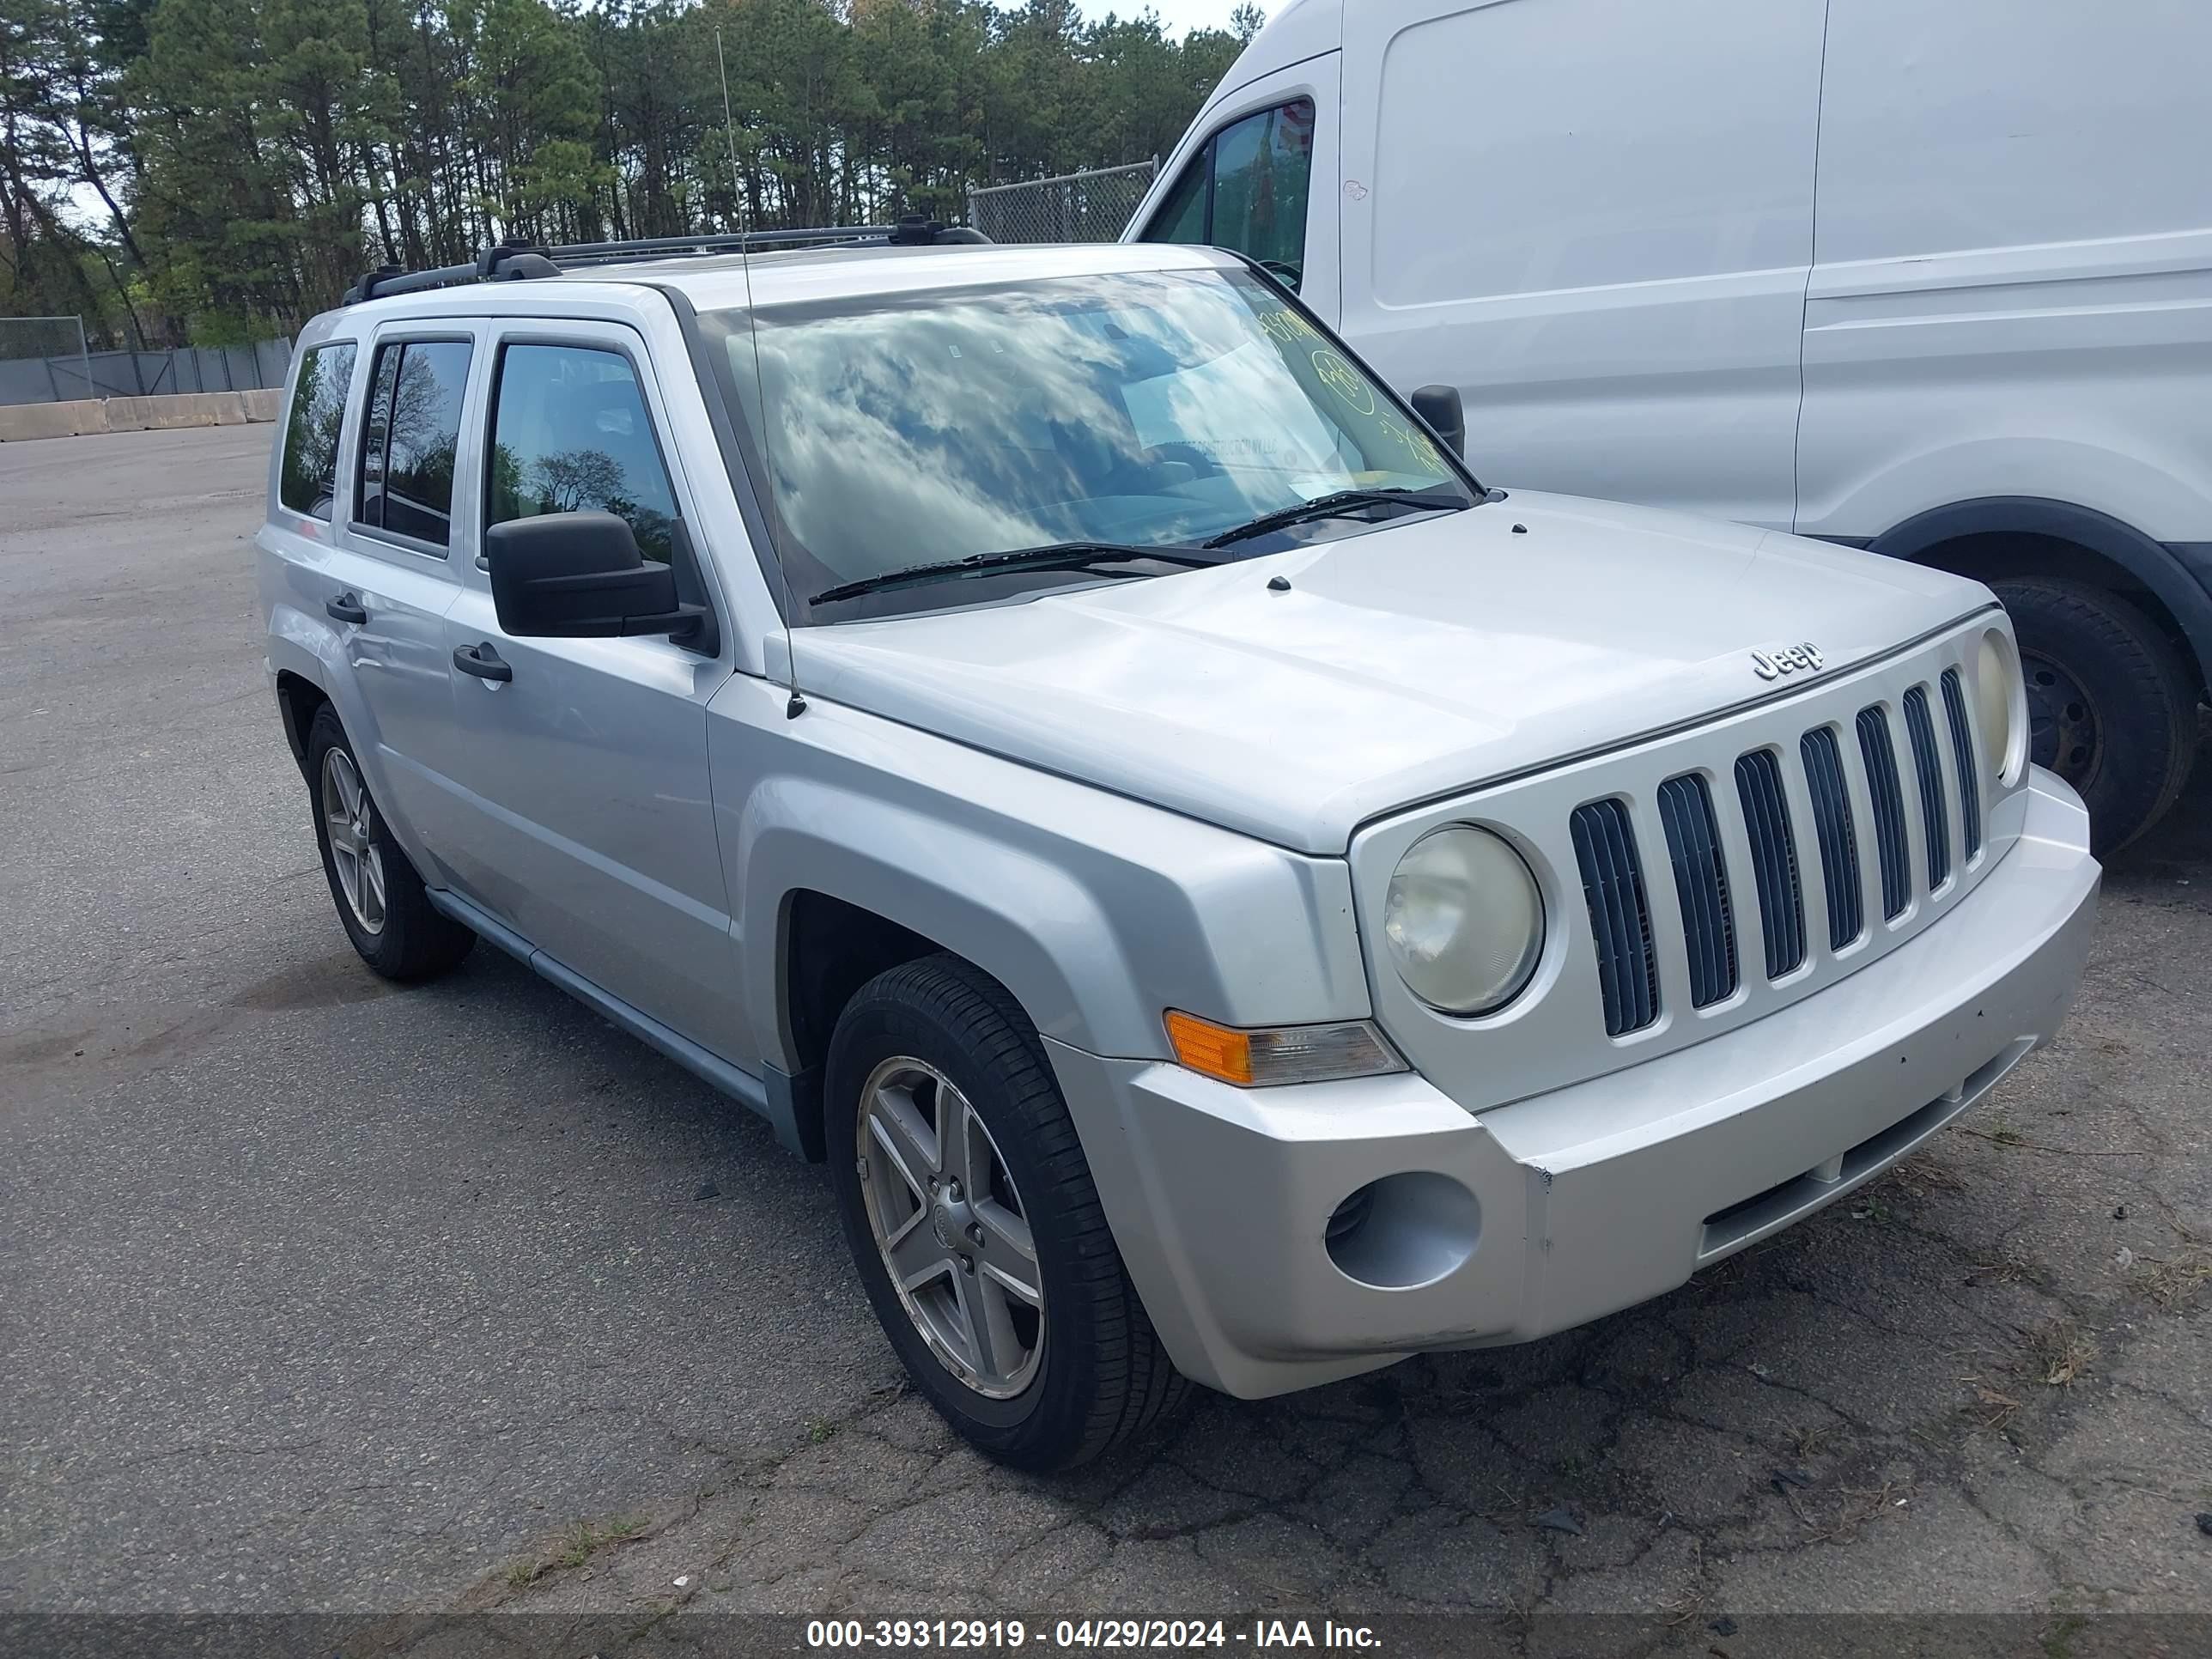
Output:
[700, 267, 1473, 616]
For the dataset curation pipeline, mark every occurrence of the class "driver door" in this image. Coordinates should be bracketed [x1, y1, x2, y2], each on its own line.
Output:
[439, 320, 742, 1053]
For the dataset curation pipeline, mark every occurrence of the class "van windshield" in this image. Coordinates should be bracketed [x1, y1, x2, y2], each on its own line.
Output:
[699, 267, 1472, 617]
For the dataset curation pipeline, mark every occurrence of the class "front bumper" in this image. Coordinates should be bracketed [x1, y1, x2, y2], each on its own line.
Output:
[1047, 769, 2100, 1399]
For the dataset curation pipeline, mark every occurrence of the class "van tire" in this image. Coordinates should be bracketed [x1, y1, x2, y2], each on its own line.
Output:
[824, 954, 1191, 1470]
[305, 704, 477, 980]
[1991, 577, 2197, 854]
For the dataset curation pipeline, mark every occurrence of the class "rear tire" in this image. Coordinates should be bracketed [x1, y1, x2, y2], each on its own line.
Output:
[1992, 577, 2198, 854]
[825, 954, 1190, 1470]
[305, 704, 476, 981]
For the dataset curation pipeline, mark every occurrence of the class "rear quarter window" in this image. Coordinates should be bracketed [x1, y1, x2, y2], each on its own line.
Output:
[278, 343, 357, 520]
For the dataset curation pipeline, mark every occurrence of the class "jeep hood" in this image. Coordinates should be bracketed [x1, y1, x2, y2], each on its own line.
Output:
[791, 491, 1993, 854]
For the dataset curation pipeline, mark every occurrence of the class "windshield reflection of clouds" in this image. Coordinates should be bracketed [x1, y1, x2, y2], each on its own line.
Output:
[725, 271, 1455, 584]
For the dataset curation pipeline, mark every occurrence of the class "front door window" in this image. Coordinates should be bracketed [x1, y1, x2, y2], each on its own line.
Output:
[485, 343, 679, 563]
[1139, 98, 1316, 289]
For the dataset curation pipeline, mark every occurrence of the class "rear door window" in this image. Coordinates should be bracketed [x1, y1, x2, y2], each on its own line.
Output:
[357, 339, 472, 549]
[485, 343, 678, 563]
[1139, 98, 1316, 287]
[277, 342, 357, 520]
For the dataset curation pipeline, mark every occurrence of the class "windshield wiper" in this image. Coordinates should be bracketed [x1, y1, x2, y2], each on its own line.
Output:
[1201, 487, 1469, 550]
[808, 541, 1234, 606]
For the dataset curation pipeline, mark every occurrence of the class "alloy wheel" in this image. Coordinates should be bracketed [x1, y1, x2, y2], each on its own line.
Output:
[320, 747, 387, 936]
[855, 1056, 1044, 1398]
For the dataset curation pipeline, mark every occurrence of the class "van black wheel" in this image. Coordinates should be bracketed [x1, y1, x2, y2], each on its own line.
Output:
[305, 704, 476, 981]
[825, 954, 1190, 1470]
[1993, 577, 2199, 854]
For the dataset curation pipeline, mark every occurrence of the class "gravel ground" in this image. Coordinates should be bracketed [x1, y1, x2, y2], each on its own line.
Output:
[3, 426, 2209, 1651]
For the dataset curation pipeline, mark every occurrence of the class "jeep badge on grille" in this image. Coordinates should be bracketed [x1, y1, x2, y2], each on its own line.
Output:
[1751, 642, 1823, 681]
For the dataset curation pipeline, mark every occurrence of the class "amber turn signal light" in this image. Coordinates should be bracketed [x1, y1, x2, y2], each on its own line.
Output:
[1164, 1009, 1404, 1087]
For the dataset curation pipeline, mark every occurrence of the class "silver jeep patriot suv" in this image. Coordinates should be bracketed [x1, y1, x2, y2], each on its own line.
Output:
[258, 228, 2100, 1469]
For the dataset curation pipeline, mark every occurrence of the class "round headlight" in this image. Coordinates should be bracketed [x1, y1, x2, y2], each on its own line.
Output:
[1977, 629, 2021, 783]
[1383, 826, 1544, 1015]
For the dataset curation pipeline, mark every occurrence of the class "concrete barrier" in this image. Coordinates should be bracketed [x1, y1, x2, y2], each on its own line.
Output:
[0, 388, 285, 443]
[0, 401, 108, 441]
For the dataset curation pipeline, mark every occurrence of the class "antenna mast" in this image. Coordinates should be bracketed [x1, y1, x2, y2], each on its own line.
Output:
[717, 25, 803, 717]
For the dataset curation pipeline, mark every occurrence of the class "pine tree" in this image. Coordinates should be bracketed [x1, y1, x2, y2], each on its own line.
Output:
[6, 0, 1253, 339]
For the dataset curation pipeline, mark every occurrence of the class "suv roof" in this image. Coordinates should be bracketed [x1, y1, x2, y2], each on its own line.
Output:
[629, 239, 1228, 313]
[335, 225, 1231, 318]
[297, 240, 1234, 353]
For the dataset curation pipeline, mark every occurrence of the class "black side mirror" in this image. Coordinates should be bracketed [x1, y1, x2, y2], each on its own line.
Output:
[1409, 384, 1466, 459]
[486, 512, 708, 645]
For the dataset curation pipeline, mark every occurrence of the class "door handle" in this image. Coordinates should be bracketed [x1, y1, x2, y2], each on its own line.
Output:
[453, 641, 513, 683]
[325, 591, 367, 625]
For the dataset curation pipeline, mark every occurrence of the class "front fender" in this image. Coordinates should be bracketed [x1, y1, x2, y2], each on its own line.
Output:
[744, 790, 1139, 1059]
[708, 678, 1372, 1072]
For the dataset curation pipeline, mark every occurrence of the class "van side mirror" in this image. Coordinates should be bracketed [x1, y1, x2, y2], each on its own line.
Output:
[1410, 384, 1466, 459]
[486, 512, 707, 645]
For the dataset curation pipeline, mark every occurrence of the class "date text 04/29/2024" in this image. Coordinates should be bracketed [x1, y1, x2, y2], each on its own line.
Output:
[805, 1619, 1383, 1649]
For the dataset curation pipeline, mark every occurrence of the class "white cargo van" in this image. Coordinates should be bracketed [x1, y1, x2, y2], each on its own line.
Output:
[1128, 0, 2212, 849]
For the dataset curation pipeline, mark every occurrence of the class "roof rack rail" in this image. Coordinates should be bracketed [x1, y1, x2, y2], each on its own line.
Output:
[341, 216, 988, 305]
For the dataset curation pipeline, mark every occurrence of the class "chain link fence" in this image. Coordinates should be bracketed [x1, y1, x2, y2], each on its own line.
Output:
[966, 159, 1158, 246]
[0, 317, 292, 407]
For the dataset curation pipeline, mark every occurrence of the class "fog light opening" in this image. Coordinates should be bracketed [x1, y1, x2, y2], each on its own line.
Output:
[1324, 1184, 1375, 1245]
[1323, 1171, 1480, 1291]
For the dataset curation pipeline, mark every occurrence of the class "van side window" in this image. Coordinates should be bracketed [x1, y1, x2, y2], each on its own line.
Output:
[357, 339, 471, 548]
[486, 343, 678, 563]
[276, 342, 356, 520]
[1148, 160, 1208, 244]
[1139, 98, 1315, 289]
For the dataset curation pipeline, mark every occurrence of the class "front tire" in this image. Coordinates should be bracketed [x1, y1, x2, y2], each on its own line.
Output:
[825, 955, 1189, 1470]
[1992, 577, 2199, 854]
[305, 704, 476, 981]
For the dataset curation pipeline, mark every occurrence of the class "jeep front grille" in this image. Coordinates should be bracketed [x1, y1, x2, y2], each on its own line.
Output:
[1356, 617, 2016, 1097]
[1569, 797, 1660, 1036]
[1902, 686, 1950, 890]
[1941, 668, 1982, 860]
[1656, 773, 1736, 1008]
[1734, 749, 1806, 979]
[1571, 670, 1988, 1037]
[1800, 726, 1863, 951]
[1856, 704, 1912, 921]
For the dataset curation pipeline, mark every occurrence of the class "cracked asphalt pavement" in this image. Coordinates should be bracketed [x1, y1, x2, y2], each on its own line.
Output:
[4, 427, 2210, 1643]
